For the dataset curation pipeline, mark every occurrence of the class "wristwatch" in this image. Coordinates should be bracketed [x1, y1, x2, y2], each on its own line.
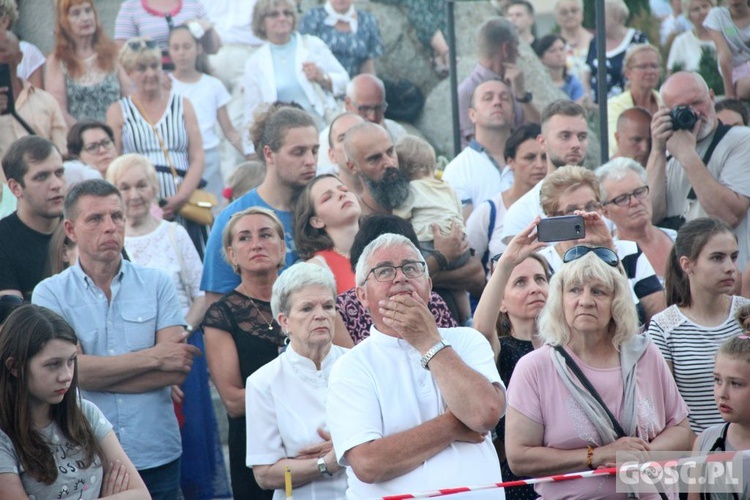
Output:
[420, 340, 451, 370]
[317, 456, 333, 477]
[516, 91, 533, 104]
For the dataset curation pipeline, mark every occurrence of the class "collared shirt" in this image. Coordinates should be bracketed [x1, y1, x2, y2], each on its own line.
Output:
[457, 63, 523, 149]
[0, 81, 68, 159]
[442, 139, 512, 210]
[32, 259, 184, 470]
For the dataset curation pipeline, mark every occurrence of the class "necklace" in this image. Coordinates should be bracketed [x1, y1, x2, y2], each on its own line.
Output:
[332, 246, 349, 258]
[239, 284, 275, 331]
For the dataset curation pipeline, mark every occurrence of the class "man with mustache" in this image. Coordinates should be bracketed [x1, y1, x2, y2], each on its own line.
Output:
[500, 99, 589, 243]
[647, 71, 750, 269]
[0, 136, 65, 299]
[343, 122, 485, 320]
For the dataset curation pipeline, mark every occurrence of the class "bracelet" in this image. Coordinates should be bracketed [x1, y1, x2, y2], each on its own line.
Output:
[586, 445, 595, 470]
[431, 250, 449, 271]
[420, 340, 451, 370]
[317, 456, 332, 477]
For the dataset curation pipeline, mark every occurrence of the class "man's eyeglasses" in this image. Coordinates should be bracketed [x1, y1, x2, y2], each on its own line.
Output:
[266, 9, 294, 18]
[563, 246, 620, 267]
[366, 261, 426, 282]
[82, 138, 114, 154]
[602, 186, 650, 207]
[128, 39, 157, 51]
[353, 102, 388, 116]
[553, 202, 600, 217]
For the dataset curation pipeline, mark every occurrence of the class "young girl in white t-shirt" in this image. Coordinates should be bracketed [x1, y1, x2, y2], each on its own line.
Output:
[690, 328, 750, 499]
[0, 305, 147, 499]
[168, 25, 244, 206]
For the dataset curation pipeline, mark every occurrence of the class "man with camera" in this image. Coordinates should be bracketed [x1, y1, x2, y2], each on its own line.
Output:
[647, 71, 750, 268]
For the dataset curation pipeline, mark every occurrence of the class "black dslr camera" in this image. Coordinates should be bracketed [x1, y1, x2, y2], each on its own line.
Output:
[670, 105, 698, 131]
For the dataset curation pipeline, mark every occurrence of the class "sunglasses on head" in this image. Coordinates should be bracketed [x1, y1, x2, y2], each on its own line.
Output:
[128, 39, 158, 51]
[562, 246, 620, 267]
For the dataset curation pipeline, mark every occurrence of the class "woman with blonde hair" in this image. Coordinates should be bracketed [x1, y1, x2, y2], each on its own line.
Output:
[107, 153, 230, 499]
[667, 0, 716, 74]
[106, 37, 207, 256]
[242, 0, 349, 144]
[203, 207, 288, 500]
[553, 0, 592, 84]
[46, 0, 129, 125]
[505, 230, 692, 498]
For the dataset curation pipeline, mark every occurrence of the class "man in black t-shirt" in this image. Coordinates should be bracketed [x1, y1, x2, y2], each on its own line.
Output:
[0, 136, 65, 299]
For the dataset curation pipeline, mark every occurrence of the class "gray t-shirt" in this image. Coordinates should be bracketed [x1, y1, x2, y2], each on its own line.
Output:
[704, 7, 750, 67]
[695, 423, 750, 499]
[0, 399, 112, 499]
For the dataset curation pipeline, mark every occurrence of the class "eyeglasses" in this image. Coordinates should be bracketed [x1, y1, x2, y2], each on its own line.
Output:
[353, 102, 388, 116]
[266, 9, 294, 18]
[629, 64, 660, 71]
[553, 202, 600, 217]
[128, 39, 157, 51]
[563, 246, 620, 267]
[603, 186, 650, 207]
[366, 261, 427, 282]
[557, 7, 580, 15]
[82, 138, 114, 154]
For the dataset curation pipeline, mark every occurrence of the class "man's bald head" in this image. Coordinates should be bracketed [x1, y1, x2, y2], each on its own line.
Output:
[345, 74, 387, 124]
[615, 107, 652, 166]
[343, 122, 389, 165]
[660, 71, 710, 107]
[660, 71, 716, 141]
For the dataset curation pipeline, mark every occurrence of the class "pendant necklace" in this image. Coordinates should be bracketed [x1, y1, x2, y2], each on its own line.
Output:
[240, 285, 275, 331]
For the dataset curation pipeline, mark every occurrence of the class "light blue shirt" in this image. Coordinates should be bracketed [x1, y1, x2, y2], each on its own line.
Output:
[271, 35, 314, 112]
[200, 188, 297, 295]
[32, 259, 184, 470]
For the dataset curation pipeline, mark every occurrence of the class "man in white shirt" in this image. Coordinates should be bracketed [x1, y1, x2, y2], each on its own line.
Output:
[318, 74, 406, 173]
[326, 234, 505, 499]
[500, 99, 589, 242]
[443, 78, 516, 220]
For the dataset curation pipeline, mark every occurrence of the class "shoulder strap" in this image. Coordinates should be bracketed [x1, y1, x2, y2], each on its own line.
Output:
[553, 345, 628, 438]
[130, 96, 179, 181]
[481, 200, 497, 270]
[688, 122, 732, 200]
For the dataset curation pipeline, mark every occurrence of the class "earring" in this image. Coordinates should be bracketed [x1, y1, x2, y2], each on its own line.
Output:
[283, 333, 290, 346]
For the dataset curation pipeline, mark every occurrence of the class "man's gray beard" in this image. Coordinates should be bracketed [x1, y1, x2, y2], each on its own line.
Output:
[362, 168, 410, 210]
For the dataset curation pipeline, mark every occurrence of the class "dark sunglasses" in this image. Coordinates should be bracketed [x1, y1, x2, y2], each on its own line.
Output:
[128, 39, 158, 51]
[562, 246, 620, 267]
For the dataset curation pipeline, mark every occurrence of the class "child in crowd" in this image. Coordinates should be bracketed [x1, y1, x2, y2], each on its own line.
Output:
[691, 318, 750, 499]
[0, 305, 147, 498]
[222, 160, 265, 207]
[393, 136, 471, 324]
[168, 25, 245, 206]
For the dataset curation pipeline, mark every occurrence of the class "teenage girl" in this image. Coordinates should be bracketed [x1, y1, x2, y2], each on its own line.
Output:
[168, 25, 245, 206]
[0, 304, 148, 498]
[690, 327, 750, 499]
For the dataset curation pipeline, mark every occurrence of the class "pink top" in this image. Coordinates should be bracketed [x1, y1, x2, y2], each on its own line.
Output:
[507, 342, 688, 499]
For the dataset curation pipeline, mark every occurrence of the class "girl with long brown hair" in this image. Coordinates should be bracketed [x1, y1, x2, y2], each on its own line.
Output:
[0, 305, 147, 498]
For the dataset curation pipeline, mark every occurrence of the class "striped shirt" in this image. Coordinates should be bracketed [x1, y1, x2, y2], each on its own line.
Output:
[120, 92, 190, 199]
[648, 295, 750, 432]
[114, 0, 208, 50]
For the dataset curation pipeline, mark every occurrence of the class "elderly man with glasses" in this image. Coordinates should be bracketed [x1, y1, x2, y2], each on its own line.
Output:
[326, 232, 506, 499]
[316, 74, 406, 175]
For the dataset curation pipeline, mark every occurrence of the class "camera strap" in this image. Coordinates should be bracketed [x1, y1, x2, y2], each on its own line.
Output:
[687, 121, 732, 200]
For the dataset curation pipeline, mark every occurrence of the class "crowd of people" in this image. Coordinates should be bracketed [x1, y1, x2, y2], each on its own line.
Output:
[1, 0, 750, 499]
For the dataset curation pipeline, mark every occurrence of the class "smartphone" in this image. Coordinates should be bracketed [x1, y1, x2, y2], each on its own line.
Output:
[0, 63, 13, 116]
[536, 215, 585, 243]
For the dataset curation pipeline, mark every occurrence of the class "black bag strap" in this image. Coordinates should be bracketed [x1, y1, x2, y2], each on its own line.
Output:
[687, 121, 732, 200]
[480, 199, 497, 271]
[554, 345, 627, 438]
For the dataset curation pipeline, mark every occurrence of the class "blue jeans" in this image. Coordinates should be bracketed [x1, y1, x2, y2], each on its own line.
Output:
[139, 458, 182, 500]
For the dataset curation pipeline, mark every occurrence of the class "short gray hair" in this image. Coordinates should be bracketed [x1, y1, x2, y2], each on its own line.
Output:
[595, 157, 647, 201]
[537, 252, 639, 349]
[346, 74, 386, 103]
[271, 262, 337, 319]
[604, 0, 629, 24]
[354, 233, 428, 286]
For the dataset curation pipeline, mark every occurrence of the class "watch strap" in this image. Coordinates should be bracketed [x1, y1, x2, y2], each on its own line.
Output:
[420, 340, 451, 370]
